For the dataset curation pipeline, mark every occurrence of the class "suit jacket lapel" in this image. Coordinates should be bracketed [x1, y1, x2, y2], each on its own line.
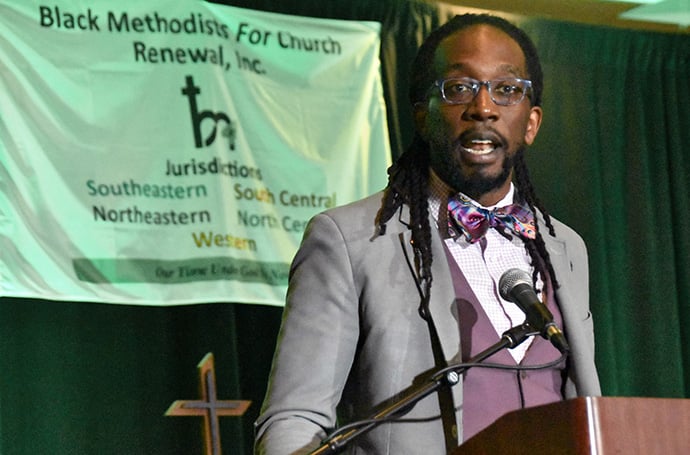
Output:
[540, 227, 572, 321]
[396, 210, 460, 364]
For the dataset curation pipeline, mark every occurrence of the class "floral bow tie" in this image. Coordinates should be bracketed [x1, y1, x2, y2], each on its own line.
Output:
[447, 196, 536, 243]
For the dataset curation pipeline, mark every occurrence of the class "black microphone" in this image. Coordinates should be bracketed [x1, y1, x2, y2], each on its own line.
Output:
[498, 268, 570, 354]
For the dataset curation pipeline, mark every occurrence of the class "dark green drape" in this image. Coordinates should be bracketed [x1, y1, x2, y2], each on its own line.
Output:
[522, 20, 690, 398]
[1, 1, 688, 454]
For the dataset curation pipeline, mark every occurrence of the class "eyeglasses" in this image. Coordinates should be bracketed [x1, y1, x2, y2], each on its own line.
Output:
[432, 77, 533, 106]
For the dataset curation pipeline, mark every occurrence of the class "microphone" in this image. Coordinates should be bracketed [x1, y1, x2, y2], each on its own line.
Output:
[498, 268, 570, 354]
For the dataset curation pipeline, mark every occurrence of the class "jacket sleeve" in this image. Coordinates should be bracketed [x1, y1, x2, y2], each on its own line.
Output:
[254, 212, 361, 455]
[549, 218, 601, 398]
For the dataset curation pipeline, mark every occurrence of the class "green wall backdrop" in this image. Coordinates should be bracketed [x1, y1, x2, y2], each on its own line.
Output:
[1, 1, 688, 454]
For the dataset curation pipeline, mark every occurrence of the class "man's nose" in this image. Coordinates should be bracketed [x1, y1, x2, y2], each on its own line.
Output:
[463, 85, 499, 121]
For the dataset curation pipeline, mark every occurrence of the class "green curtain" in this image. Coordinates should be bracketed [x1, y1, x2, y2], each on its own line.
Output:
[0, 298, 284, 454]
[522, 20, 690, 398]
[1, 1, 688, 454]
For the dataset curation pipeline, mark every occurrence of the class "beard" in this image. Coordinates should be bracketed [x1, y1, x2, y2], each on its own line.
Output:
[431, 140, 525, 200]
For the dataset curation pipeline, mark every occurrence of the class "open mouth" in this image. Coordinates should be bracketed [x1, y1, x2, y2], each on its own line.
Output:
[460, 138, 497, 155]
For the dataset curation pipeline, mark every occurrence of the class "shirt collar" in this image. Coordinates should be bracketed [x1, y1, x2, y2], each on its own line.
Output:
[428, 170, 517, 240]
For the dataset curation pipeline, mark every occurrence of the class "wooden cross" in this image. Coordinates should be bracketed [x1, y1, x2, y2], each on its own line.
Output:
[165, 353, 251, 455]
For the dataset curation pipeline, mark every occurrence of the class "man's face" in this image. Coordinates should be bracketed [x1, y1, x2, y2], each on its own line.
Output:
[416, 24, 542, 205]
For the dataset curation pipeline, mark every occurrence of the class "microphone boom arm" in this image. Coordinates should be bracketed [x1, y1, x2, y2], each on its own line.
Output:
[308, 323, 537, 455]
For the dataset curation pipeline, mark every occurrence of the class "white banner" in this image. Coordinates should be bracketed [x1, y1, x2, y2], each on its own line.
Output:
[0, 0, 391, 305]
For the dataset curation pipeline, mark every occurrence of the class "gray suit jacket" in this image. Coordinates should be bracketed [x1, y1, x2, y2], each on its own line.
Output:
[255, 192, 601, 455]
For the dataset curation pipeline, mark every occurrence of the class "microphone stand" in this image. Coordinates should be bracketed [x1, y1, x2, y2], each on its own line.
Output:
[308, 323, 536, 455]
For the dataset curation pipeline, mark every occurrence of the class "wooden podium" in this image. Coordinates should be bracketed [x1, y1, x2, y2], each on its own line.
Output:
[454, 396, 690, 454]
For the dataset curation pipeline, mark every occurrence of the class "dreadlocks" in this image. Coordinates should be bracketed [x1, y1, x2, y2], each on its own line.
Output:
[376, 13, 560, 303]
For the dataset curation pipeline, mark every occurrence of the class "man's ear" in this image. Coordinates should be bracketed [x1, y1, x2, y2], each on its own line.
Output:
[413, 102, 429, 139]
[524, 105, 543, 145]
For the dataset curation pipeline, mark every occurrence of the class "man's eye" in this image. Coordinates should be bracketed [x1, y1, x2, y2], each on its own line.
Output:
[494, 83, 523, 95]
[446, 83, 473, 94]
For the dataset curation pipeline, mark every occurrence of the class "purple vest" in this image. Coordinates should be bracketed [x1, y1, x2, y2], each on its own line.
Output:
[443, 246, 566, 442]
